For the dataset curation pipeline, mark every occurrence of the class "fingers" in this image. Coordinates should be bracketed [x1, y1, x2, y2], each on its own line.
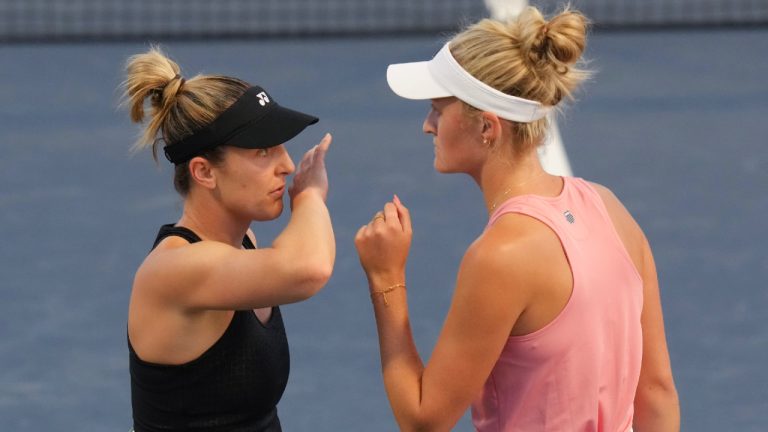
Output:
[355, 224, 367, 241]
[296, 147, 314, 171]
[393, 194, 412, 233]
[363, 197, 410, 233]
[383, 202, 400, 229]
[300, 132, 331, 168]
[307, 134, 329, 164]
[313, 134, 331, 168]
[371, 211, 385, 225]
[317, 133, 332, 153]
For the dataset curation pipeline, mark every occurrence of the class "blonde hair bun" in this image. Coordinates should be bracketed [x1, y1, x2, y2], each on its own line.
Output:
[517, 6, 589, 68]
[448, 5, 590, 147]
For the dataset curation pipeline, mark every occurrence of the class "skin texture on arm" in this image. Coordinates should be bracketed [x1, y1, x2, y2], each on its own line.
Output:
[632, 237, 680, 432]
[356, 198, 556, 431]
[591, 183, 680, 431]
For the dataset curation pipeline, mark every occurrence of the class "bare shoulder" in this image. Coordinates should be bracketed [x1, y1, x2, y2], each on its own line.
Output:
[470, 214, 537, 260]
[463, 213, 562, 284]
[133, 237, 235, 304]
[133, 236, 188, 287]
[456, 212, 571, 331]
[450, 215, 546, 325]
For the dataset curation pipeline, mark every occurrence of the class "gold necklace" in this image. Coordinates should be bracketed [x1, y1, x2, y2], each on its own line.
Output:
[489, 172, 547, 211]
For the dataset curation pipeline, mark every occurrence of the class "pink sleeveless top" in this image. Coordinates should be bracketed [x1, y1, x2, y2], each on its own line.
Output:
[471, 177, 643, 432]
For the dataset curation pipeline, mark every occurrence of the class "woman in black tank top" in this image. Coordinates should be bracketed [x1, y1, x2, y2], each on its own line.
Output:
[122, 48, 335, 431]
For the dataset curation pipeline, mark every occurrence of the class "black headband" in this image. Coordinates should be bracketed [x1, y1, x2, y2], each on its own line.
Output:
[163, 86, 318, 164]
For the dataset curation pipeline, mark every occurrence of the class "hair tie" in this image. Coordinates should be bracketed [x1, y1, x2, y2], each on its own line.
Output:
[536, 26, 551, 60]
[150, 74, 184, 103]
[170, 74, 185, 87]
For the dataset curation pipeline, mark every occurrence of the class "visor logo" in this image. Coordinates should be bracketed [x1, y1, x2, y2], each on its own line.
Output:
[256, 92, 270, 106]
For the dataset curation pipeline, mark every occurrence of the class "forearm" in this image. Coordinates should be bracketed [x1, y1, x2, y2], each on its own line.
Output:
[273, 191, 335, 277]
[369, 277, 430, 431]
[633, 386, 680, 432]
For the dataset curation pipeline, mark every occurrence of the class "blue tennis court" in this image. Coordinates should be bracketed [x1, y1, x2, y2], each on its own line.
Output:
[1, 27, 766, 431]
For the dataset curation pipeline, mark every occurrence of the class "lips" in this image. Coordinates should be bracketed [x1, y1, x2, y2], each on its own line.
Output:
[270, 184, 285, 196]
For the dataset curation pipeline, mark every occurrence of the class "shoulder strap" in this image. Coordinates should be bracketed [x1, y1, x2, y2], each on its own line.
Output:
[242, 233, 255, 250]
[152, 224, 255, 250]
[151, 224, 203, 250]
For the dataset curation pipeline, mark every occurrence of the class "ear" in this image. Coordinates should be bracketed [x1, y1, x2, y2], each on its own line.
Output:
[479, 111, 503, 146]
[188, 156, 217, 190]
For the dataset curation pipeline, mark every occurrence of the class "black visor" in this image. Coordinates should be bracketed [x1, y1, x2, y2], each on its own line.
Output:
[163, 86, 319, 164]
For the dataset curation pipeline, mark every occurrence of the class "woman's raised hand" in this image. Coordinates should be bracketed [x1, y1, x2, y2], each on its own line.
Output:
[289, 133, 332, 203]
[354, 195, 412, 284]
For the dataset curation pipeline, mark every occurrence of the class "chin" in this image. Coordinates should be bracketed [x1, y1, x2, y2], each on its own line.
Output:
[434, 160, 457, 174]
[252, 201, 284, 221]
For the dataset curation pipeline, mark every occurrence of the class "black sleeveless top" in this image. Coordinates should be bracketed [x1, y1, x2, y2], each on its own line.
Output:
[129, 224, 290, 432]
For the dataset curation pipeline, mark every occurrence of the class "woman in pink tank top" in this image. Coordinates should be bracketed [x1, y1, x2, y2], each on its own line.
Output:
[354, 5, 679, 432]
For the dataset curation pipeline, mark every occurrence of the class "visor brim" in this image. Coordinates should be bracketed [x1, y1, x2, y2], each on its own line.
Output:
[226, 105, 319, 150]
[386, 61, 452, 100]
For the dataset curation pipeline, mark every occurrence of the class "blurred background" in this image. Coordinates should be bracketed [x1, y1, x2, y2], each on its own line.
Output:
[0, 0, 766, 430]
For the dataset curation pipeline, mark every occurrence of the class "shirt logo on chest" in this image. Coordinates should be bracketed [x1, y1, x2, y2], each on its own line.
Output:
[563, 210, 575, 224]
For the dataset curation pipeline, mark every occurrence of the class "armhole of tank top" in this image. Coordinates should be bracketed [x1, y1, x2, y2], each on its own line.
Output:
[238, 235, 278, 327]
[130, 311, 241, 368]
[580, 181, 643, 284]
[489, 207, 578, 342]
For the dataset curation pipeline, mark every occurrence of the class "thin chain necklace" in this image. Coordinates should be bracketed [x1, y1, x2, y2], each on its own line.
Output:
[489, 171, 547, 212]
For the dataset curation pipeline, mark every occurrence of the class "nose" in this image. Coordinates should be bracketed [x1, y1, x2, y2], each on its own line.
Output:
[423, 108, 437, 136]
[276, 145, 295, 176]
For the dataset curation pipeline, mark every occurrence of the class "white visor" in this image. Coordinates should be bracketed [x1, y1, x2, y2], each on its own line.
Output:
[387, 42, 552, 123]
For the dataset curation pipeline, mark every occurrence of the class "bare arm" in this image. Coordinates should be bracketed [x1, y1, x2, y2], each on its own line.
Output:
[633, 237, 680, 431]
[136, 134, 335, 310]
[355, 198, 531, 431]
